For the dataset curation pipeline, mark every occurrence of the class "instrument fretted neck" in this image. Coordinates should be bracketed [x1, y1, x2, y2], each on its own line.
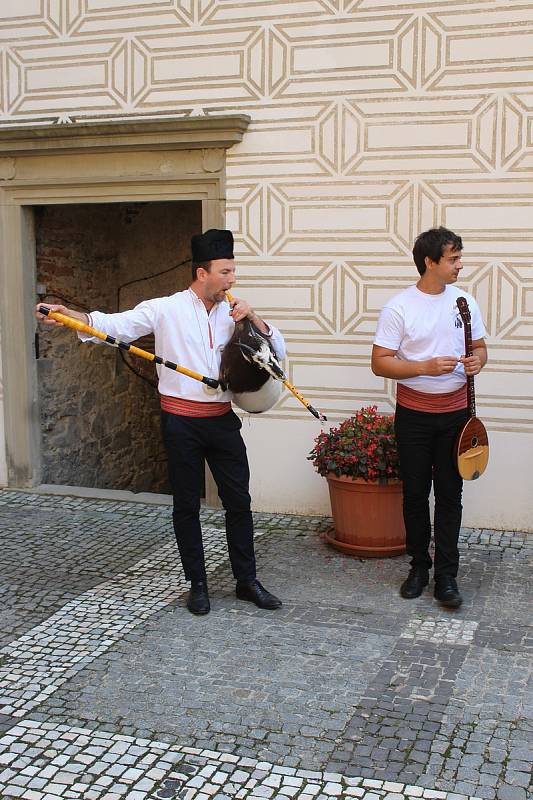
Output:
[461, 308, 476, 419]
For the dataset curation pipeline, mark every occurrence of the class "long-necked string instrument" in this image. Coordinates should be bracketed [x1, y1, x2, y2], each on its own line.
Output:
[455, 296, 489, 480]
[224, 292, 327, 422]
[37, 306, 220, 390]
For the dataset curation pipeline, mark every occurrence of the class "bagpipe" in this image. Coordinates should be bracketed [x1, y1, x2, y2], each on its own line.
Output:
[220, 292, 326, 420]
[37, 298, 326, 422]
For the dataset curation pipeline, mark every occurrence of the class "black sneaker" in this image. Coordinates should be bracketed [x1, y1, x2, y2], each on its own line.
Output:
[400, 567, 429, 599]
[434, 575, 462, 608]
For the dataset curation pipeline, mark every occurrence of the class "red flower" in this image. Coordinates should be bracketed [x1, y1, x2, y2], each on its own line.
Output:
[307, 405, 401, 484]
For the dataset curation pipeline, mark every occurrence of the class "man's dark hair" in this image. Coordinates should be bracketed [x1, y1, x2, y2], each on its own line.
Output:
[191, 260, 211, 282]
[412, 227, 463, 276]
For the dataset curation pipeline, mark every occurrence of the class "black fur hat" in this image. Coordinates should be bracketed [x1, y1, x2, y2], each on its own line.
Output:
[191, 229, 234, 262]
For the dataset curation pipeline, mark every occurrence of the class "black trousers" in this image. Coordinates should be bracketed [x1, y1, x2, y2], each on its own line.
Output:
[161, 410, 256, 584]
[394, 403, 468, 578]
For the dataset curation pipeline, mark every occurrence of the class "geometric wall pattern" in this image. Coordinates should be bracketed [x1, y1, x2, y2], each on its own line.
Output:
[1, 0, 533, 443]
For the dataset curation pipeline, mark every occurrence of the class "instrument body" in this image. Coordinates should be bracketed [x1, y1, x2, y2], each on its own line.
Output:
[455, 296, 489, 480]
[219, 318, 282, 413]
[219, 318, 279, 394]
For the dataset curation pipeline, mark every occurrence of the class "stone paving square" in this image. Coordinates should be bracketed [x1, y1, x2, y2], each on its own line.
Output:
[0, 489, 531, 800]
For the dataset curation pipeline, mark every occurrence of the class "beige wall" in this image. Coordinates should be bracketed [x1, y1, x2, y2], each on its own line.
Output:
[0, 2, 532, 529]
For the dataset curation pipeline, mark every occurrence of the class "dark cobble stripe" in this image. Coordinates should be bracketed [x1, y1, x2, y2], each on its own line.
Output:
[329, 638, 469, 783]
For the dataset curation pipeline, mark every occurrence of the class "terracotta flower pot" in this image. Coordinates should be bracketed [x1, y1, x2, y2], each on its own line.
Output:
[324, 474, 406, 558]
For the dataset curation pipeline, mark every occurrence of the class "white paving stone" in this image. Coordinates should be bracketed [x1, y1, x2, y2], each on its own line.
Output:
[401, 617, 478, 645]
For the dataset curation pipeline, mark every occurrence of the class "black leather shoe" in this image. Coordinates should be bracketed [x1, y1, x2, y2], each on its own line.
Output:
[400, 567, 429, 599]
[434, 575, 462, 608]
[186, 581, 210, 615]
[236, 579, 282, 610]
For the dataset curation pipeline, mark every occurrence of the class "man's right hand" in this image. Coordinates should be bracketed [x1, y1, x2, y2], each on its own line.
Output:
[35, 304, 87, 327]
[424, 356, 459, 376]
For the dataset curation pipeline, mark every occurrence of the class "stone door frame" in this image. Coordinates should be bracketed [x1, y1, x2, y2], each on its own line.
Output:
[0, 115, 249, 503]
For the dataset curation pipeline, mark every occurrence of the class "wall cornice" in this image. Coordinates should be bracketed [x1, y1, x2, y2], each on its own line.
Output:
[0, 115, 251, 157]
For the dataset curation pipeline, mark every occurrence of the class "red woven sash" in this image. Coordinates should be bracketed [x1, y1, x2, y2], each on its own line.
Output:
[160, 395, 231, 418]
[397, 383, 467, 413]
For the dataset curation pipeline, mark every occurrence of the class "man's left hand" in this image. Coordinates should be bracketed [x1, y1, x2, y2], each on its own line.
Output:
[460, 355, 483, 375]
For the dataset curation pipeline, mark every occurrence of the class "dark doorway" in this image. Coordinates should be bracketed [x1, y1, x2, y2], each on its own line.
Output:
[35, 200, 202, 493]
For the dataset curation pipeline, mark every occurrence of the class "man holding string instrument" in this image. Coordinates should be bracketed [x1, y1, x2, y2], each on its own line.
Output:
[35, 228, 285, 616]
[371, 227, 487, 608]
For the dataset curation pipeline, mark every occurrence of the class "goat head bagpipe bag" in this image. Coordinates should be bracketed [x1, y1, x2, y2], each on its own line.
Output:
[219, 318, 283, 413]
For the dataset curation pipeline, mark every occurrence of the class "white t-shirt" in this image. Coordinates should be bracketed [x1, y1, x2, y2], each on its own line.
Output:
[373, 284, 486, 394]
[79, 289, 286, 403]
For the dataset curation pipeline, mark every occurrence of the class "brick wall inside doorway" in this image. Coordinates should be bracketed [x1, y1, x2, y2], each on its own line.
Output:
[35, 200, 201, 494]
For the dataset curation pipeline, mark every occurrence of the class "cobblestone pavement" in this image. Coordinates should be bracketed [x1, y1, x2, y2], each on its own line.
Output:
[0, 489, 531, 800]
